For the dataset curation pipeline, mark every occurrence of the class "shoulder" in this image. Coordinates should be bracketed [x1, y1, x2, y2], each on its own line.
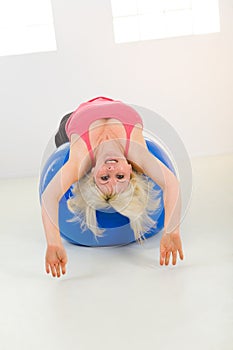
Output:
[127, 125, 149, 168]
[129, 123, 147, 149]
[68, 134, 92, 169]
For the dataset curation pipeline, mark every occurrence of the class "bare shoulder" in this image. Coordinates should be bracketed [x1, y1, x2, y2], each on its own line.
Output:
[68, 134, 92, 176]
[69, 134, 89, 162]
[127, 124, 149, 167]
[130, 123, 147, 147]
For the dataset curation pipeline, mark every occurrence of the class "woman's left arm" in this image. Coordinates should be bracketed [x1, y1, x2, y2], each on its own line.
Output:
[128, 137, 184, 265]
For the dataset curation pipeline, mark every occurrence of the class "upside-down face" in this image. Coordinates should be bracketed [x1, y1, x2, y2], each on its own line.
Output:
[92, 158, 132, 197]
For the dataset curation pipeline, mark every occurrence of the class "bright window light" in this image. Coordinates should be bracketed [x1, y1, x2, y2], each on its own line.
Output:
[0, 0, 57, 57]
[111, 0, 220, 43]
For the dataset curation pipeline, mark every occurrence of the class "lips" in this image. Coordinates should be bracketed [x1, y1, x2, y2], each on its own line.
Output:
[105, 159, 118, 164]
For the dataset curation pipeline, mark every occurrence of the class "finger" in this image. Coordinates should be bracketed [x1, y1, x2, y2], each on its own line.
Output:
[178, 248, 184, 260]
[45, 262, 50, 274]
[55, 263, 61, 278]
[61, 261, 66, 275]
[50, 264, 57, 277]
[165, 251, 171, 265]
[160, 251, 166, 265]
[172, 251, 177, 265]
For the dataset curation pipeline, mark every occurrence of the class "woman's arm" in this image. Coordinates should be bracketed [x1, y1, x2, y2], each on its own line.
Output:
[41, 160, 79, 278]
[131, 146, 181, 235]
[41, 159, 79, 245]
[128, 130, 184, 265]
[141, 149, 181, 235]
[41, 135, 91, 245]
[41, 136, 91, 277]
[128, 129, 181, 234]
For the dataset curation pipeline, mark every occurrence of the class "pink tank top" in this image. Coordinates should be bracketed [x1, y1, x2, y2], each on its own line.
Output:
[65, 96, 143, 163]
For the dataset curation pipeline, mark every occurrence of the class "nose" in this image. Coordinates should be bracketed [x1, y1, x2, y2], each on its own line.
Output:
[108, 177, 117, 187]
[107, 165, 115, 171]
[102, 178, 117, 196]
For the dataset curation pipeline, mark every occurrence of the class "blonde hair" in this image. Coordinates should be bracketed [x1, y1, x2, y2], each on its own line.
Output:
[67, 171, 162, 243]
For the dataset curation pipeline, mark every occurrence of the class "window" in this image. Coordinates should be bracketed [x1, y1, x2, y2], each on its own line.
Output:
[0, 0, 57, 57]
[111, 0, 220, 43]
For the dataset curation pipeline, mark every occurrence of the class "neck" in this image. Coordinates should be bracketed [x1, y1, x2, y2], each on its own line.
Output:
[94, 139, 125, 165]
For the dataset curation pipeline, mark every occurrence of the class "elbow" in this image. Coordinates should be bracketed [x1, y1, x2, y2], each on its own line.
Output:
[163, 173, 180, 204]
[41, 187, 59, 208]
[165, 170, 180, 188]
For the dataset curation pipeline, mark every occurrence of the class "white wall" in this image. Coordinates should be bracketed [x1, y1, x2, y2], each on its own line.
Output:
[0, 0, 232, 178]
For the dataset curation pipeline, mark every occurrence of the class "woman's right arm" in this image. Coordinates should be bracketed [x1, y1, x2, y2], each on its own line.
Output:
[41, 160, 79, 277]
[41, 160, 78, 246]
[41, 136, 91, 277]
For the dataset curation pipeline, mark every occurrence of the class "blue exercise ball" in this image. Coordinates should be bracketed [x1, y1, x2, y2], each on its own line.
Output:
[39, 139, 176, 247]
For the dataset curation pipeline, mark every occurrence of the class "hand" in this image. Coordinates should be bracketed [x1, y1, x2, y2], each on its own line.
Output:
[160, 232, 184, 266]
[45, 244, 68, 277]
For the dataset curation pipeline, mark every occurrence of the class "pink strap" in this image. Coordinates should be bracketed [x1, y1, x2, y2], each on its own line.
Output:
[83, 133, 95, 165]
[124, 124, 134, 157]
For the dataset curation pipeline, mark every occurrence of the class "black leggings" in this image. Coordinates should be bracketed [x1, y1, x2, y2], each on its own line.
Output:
[54, 112, 73, 148]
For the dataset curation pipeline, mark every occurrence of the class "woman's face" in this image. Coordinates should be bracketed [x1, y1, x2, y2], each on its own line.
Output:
[92, 158, 132, 196]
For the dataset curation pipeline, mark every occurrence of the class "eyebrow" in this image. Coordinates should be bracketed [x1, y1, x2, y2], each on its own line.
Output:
[100, 178, 127, 184]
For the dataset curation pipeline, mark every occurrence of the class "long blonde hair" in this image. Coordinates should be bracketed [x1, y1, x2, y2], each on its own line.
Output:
[67, 171, 162, 243]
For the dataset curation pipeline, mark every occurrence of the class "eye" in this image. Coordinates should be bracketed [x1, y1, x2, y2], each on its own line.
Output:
[116, 174, 124, 179]
[100, 175, 109, 181]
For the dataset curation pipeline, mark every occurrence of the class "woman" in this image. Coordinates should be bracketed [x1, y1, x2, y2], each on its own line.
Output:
[41, 97, 184, 278]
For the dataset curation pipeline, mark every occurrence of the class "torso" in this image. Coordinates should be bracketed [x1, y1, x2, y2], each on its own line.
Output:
[70, 118, 147, 173]
[67, 97, 146, 170]
[71, 118, 144, 151]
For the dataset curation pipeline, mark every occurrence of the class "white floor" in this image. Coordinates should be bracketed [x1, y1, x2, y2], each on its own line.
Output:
[0, 154, 232, 350]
